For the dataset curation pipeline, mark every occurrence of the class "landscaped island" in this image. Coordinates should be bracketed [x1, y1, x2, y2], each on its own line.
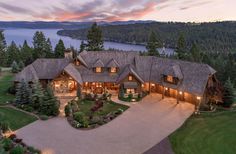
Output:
[65, 94, 129, 129]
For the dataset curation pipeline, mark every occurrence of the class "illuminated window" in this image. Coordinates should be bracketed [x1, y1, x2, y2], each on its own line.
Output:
[110, 67, 117, 73]
[166, 75, 173, 83]
[75, 60, 80, 65]
[126, 88, 135, 94]
[95, 67, 102, 73]
[128, 75, 133, 81]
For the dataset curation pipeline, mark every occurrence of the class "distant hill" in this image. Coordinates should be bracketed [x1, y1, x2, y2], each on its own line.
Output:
[57, 21, 236, 52]
[0, 20, 154, 29]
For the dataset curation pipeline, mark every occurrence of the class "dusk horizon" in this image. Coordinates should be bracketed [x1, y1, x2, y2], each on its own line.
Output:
[0, 0, 235, 22]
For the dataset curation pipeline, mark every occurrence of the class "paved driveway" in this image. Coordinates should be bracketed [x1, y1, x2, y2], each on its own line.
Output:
[16, 94, 194, 154]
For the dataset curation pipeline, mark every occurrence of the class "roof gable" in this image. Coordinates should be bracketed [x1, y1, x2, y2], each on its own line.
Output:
[106, 58, 119, 67]
[117, 65, 144, 83]
[92, 59, 104, 67]
[64, 64, 83, 85]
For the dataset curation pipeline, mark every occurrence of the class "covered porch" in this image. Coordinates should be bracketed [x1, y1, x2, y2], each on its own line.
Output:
[82, 82, 119, 95]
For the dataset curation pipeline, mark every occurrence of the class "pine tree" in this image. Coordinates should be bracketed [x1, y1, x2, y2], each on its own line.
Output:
[11, 61, 19, 73]
[223, 78, 235, 107]
[190, 43, 202, 62]
[146, 31, 161, 56]
[15, 80, 30, 104]
[87, 23, 104, 51]
[33, 31, 48, 58]
[18, 60, 25, 71]
[54, 39, 65, 58]
[40, 85, 59, 116]
[21, 40, 33, 65]
[31, 80, 44, 110]
[45, 38, 53, 57]
[6, 41, 20, 66]
[79, 40, 86, 52]
[0, 31, 7, 66]
[176, 33, 187, 59]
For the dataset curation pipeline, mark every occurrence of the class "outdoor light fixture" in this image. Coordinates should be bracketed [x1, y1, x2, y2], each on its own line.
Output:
[141, 84, 144, 87]
[197, 96, 201, 100]
[165, 87, 168, 90]
[151, 83, 155, 87]
[179, 91, 183, 95]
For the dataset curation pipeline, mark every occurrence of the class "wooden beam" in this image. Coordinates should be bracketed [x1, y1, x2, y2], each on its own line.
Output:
[162, 86, 165, 99]
[177, 90, 179, 104]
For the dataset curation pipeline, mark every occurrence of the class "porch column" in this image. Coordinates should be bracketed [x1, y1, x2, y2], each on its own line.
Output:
[162, 86, 165, 99]
[177, 90, 179, 104]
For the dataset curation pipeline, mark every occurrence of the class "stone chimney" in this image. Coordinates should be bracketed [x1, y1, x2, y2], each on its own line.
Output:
[64, 49, 73, 60]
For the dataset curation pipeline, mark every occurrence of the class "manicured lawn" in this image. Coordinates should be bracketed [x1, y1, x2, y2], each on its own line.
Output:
[0, 107, 37, 130]
[169, 111, 236, 154]
[0, 71, 15, 105]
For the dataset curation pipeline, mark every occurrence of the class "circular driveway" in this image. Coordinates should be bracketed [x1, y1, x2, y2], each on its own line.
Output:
[16, 94, 194, 154]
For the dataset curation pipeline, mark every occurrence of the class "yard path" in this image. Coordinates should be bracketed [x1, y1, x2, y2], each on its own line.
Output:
[16, 94, 194, 154]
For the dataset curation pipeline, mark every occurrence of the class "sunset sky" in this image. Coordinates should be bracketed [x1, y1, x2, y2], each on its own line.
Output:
[0, 0, 235, 22]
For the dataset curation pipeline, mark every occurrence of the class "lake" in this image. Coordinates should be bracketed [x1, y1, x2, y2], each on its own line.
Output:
[2, 28, 174, 54]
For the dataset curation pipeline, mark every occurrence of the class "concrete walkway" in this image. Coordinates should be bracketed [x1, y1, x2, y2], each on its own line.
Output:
[16, 94, 194, 154]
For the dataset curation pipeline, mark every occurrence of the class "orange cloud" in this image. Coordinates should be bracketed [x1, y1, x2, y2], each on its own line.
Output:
[55, 11, 92, 21]
[104, 1, 157, 21]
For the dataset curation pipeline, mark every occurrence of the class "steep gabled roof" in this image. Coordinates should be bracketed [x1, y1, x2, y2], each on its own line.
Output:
[15, 65, 38, 82]
[163, 64, 183, 79]
[92, 59, 104, 67]
[116, 64, 144, 83]
[77, 54, 88, 67]
[106, 58, 119, 67]
[32, 58, 70, 79]
[64, 64, 83, 85]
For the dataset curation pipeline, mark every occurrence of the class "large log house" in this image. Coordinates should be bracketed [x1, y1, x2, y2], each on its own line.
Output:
[15, 50, 222, 109]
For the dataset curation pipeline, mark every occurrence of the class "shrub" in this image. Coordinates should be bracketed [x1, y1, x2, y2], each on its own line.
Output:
[2, 138, 13, 151]
[73, 112, 85, 123]
[39, 115, 49, 120]
[8, 86, 16, 95]
[71, 101, 79, 112]
[85, 93, 93, 101]
[128, 94, 133, 99]
[10, 145, 24, 154]
[223, 78, 235, 107]
[27, 146, 40, 154]
[64, 104, 72, 117]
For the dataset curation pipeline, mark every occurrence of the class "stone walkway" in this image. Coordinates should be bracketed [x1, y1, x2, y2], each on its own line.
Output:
[16, 94, 194, 154]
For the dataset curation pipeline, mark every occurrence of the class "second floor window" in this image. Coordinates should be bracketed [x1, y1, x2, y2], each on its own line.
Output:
[128, 75, 133, 81]
[166, 75, 174, 83]
[110, 67, 117, 73]
[95, 67, 102, 73]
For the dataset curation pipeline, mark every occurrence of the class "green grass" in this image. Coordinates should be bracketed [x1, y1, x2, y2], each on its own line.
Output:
[169, 111, 236, 154]
[0, 72, 15, 105]
[0, 107, 37, 130]
[79, 100, 129, 117]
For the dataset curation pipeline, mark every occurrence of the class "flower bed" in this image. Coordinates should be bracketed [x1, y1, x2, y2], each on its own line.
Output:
[65, 94, 129, 129]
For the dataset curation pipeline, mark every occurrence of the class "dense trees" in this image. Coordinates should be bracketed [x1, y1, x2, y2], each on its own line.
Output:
[58, 21, 236, 53]
[0, 31, 71, 68]
[87, 23, 104, 51]
[15, 80, 59, 116]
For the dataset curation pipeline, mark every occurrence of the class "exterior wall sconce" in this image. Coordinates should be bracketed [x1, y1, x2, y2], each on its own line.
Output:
[165, 87, 168, 90]
[141, 84, 144, 87]
[197, 96, 201, 100]
[151, 83, 155, 87]
[179, 91, 183, 95]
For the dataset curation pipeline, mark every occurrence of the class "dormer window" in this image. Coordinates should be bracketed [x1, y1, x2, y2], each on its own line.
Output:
[128, 75, 133, 81]
[95, 67, 102, 73]
[110, 67, 117, 73]
[75, 60, 80, 66]
[167, 75, 173, 83]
